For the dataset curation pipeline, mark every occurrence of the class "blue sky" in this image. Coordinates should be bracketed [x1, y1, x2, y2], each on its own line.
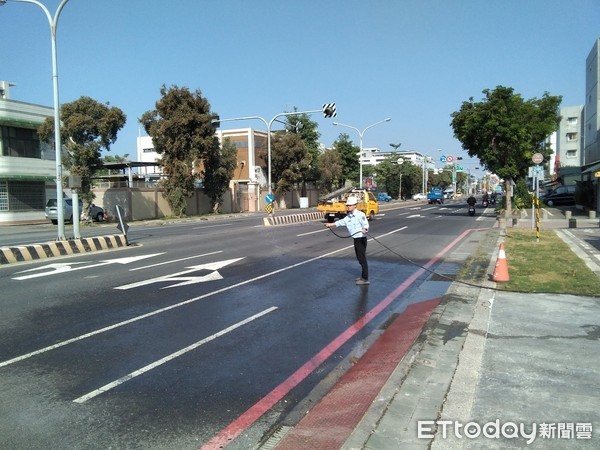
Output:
[2, 0, 599, 171]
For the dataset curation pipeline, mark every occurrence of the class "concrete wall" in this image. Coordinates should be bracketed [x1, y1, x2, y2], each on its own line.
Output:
[92, 184, 320, 221]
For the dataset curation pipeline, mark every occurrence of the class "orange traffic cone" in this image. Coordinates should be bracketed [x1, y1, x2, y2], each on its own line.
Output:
[491, 243, 510, 282]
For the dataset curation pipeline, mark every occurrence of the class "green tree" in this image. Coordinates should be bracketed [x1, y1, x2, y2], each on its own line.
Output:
[202, 138, 237, 213]
[140, 84, 219, 217]
[283, 112, 321, 194]
[401, 161, 425, 198]
[332, 133, 360, 187]
[451, 86, 561, 216]
[38, 96, 126, 218]
[317, 147, 343, 193]
[263, 131, 311, 201]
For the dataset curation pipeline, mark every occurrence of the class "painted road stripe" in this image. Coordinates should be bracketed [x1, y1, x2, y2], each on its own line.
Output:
[73, 306, 278, 403]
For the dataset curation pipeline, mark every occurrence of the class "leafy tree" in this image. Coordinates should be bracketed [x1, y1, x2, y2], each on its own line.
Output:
[38, 96, 126, 218]
[262, 131, 311, 200]
[401, 161, 425, 197]
[140, 84, 219, 217]
[429, 166, 453, 190]
[375, 155, 424, 199]
[283, 112, 321, 194]
[332, 133, 360, 187]
[317, 147, 343, 193]
[451, 86, 561, 216]
[202, 138, 238, 213]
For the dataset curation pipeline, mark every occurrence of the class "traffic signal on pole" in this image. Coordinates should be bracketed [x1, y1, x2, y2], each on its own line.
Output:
[210, 113, 220, 129]
[323, 103, 336, 118]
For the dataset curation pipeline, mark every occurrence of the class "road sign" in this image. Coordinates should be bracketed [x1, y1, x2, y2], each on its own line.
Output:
[265, 203, 273, 214]
[265, 193, 274, 204]
[446, 155, 454, 163]
[532, 153, 543, 164]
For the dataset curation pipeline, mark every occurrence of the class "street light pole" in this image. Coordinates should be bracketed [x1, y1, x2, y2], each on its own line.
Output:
[212, 108, 321, 210]
[1, 0, 70, 240]
[333, 118, 391, 188]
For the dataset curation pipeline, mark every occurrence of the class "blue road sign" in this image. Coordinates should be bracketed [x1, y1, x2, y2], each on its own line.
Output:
[266, 193, 274, 204]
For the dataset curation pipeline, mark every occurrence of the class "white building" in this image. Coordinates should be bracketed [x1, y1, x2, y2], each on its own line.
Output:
[555, 105, 584, 185]
[0, 81, 57, 224]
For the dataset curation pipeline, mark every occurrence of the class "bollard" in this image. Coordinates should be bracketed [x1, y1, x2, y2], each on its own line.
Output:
[569, 218, 577, 228]
[565, 210, 572, 220]
[589, 210, 596, 219]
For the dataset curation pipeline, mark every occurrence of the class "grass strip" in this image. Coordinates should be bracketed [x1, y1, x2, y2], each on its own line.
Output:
[497, 229, 600, 297]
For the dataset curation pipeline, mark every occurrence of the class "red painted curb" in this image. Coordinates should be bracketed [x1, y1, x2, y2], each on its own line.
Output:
[275, 297, 442, 450]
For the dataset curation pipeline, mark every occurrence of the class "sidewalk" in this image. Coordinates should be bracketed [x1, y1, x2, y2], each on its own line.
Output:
[268, 220, 600, 449]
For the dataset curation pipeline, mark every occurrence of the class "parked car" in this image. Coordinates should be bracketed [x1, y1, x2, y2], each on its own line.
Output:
[45, 199, 105, 224]
[412, 192, 427, 201]
[542, 185, 576, 207]
[377, 192, 392, 202]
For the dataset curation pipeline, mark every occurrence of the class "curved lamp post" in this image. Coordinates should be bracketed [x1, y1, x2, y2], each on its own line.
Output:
[1, 0, 70, 240]
[332, 118, 391, 188]
[213, 108, 321, 211]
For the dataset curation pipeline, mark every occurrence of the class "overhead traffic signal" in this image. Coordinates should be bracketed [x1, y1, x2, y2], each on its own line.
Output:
[323, 103, 336, 118]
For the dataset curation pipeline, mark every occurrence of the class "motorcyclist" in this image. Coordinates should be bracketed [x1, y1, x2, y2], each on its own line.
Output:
[490, 192, 497, 204]
[482, 192, 489, 205]
[467, 195, 476, 206]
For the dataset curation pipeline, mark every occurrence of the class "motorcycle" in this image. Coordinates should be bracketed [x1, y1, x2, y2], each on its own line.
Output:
[482, 199, 489, 208]
[468, 204, 476, 216]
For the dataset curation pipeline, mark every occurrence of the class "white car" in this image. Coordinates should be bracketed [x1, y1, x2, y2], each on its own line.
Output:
[412, 193, 427, 201]
[45, 199, 105, 224]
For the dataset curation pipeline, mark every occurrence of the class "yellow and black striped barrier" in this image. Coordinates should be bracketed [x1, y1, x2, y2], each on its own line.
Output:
[0, 234, 128, 265]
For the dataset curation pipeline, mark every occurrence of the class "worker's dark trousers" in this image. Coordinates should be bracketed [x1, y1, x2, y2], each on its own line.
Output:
[354, 237, 368, 280]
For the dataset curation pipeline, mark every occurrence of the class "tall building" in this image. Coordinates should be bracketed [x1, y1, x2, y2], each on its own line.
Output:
[0, 81, 57, 224]
[584, 38, 599, 165]
[555, 105, 584, 185]
[582, 38, 600, 210]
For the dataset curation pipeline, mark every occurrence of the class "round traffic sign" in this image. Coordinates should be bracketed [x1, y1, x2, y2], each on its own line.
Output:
[532, 153, 543, 164]
[446, 155, 454, 163]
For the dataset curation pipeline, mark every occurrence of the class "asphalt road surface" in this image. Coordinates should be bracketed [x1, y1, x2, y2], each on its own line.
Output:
[0, 200, 495, 449]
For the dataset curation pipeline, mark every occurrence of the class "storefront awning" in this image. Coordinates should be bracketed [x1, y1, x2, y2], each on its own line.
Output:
[581, 162, 600, 174]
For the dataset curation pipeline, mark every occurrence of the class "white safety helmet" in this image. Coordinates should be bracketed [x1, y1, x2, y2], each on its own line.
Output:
[346, 196, 358, 206]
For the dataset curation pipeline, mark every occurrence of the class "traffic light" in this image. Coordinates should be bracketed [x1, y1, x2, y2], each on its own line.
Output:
[323, 103, 336, 118]
[210, 113, 220, 129]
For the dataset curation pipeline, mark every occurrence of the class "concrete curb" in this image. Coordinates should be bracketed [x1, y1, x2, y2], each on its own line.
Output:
[263, 211, 325, 226]
[0, 234, 128, 265]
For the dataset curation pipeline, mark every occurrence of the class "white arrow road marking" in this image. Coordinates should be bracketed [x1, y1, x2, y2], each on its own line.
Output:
[129, 251, 222, 271]
[73, 306, 278, 403]
[114, 258, 245, 290]
[12, 254, 165, 280]
[407, 214, 423, 218]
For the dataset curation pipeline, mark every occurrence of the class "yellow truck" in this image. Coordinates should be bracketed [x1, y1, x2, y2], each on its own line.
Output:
[317, 188, 379, 223]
